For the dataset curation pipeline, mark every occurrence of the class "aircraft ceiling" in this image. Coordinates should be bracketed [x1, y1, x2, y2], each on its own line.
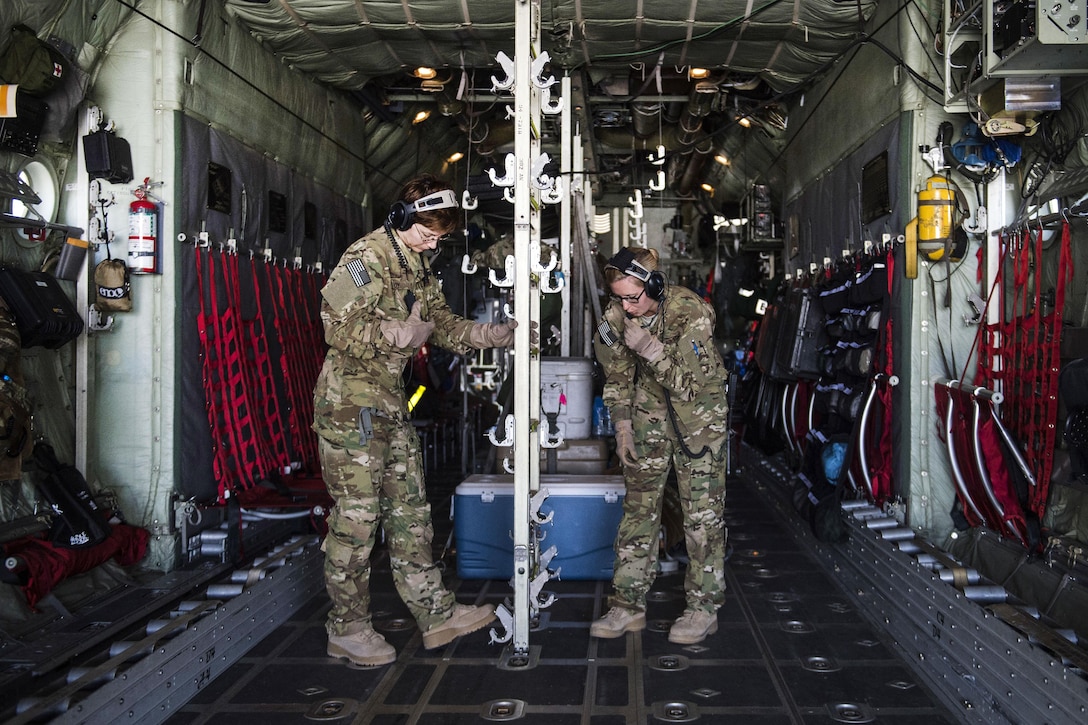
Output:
[222, 0, 878, 216]
[2, 0, 878, 223]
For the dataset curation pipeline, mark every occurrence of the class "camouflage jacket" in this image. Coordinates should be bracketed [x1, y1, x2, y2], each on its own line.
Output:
[312, 225, 480, 446]
[594, 286, 729, 450]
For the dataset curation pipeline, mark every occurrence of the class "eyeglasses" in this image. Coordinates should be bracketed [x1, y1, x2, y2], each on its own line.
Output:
[611, 289, 645, 304]
[419, 228, 455, 244]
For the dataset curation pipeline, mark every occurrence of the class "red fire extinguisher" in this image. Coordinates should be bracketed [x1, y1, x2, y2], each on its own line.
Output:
[128, 178, 158, 274]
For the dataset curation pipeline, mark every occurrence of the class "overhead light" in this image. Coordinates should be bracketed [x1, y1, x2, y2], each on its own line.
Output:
[714, 153, 730, 166]
[738, 116, 752, 128]
[447, 151, 464, 163]
[700, 183, 715, 195]
[689, 67, 710, 79]
[412, 110, 431, 124]
[414, 66, 437, 79]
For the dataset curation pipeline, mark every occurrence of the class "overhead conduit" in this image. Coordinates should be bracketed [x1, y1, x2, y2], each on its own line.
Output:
[596, 80, 720, 196]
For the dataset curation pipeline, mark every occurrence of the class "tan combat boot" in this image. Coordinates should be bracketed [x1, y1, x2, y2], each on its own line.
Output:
[589, 606, 647, 638]
[327, 628, 396, 666]
[667, 609, 718, 644]
[421, 603, 497, 649]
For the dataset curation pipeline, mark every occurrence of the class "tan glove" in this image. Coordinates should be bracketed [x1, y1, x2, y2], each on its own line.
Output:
[469, 319, 517, 348]
[614, 418, 639, 467]
[380, 302, 434, 348]
[623, 317, 664, 362]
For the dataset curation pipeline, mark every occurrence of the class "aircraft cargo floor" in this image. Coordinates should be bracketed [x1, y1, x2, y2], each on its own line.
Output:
[165, 458, 962, 725]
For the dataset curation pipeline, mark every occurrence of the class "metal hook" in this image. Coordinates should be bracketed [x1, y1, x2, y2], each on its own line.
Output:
[530, 243, 558, 275]
[541, 86, 564, 115]
[540, 177, 564, 205]
[487, 153, 516, 187]
[530, 488, 554, 524]
[531, 153, 555, 190]
[488, 604, 514, 645]
[539, 419, 564, 448]
[487, 414, 515, 447]
[461, 253, 478, 274]
[531, 51, 558, 89]
[488, 255, 516, 287]
[540, 270, 564, 294]
[491, 51, 515, 92]
[649, 169, 665, 191]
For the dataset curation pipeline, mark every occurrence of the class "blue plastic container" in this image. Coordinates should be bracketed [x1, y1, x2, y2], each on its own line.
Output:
[453, 474, 625, 580]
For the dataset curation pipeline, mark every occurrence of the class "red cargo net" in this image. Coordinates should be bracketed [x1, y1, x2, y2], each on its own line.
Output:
[195, 247, 327, 502]
[976, 221, 1073, 520]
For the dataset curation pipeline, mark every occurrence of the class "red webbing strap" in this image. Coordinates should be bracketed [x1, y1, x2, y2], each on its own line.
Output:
[946, 387, 1014, 531]
[934, 388, 984, 528]
[275, 264, 309, 465]
[1011, 229, 1035, 443]
[239, 257, 290, 475]
[195, 248, 262, 499]
[865, 248, 895, 505]
[791, 379, 811, 452]
[1029, 221, 1072, 512]
[978, 410, 1029, 544]
[293, 267, 326, 467]
[269, 264, 323, 471]
[216, 251, 265, 489]
[978, 224, 1072, 519]
[299, 267, 327, 465]
[195, 248, 226, 499]
[977, 230, 1008, 391]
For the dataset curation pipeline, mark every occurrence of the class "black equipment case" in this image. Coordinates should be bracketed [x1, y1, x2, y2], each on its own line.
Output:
[0, 266, 84, 348]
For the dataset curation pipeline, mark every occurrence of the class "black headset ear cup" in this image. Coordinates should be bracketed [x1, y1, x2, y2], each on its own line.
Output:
[645, 271, 666, 301]
[387, 200, 413, 231]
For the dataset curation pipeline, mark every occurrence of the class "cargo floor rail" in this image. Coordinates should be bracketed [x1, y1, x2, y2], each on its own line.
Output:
[746, 448, 1088, 725]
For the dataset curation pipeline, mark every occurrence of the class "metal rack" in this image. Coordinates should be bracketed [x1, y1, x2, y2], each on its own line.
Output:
[943, 0, 1088, 112]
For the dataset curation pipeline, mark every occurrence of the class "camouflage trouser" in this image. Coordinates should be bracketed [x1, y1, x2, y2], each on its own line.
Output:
[318, 421, 454, 636]
[610, 415, 727, 614]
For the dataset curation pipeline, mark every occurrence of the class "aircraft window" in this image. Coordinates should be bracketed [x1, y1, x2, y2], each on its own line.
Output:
[8, 159, 58, 238]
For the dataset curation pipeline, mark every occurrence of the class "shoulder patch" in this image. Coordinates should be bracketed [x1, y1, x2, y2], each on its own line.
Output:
[346, 258, 371, 287]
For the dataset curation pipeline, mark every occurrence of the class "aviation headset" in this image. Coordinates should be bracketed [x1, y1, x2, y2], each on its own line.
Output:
[606, 247, 666, 301]
[386, 189, 459, 231]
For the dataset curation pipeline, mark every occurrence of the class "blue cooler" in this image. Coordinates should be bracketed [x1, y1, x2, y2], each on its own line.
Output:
[453, 474, 625, 580]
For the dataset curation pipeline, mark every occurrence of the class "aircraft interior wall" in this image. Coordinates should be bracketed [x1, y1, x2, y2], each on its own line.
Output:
[1, 0, 1088, 696]
[38, 2, 373, 571]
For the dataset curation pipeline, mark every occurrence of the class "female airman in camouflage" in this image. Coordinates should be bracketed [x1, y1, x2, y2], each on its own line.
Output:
[313, 175, 516, 666]
[591, 246, 730, 645]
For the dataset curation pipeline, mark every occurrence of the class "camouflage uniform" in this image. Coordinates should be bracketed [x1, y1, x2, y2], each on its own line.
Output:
[313, 225, 490, 636]
[594, 286, 729, 615]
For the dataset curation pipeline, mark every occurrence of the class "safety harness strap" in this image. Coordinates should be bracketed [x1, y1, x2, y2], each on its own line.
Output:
[196, 247, 262, 499]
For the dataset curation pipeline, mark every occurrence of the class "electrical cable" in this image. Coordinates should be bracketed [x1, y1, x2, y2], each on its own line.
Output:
[107, 0, 389, 183]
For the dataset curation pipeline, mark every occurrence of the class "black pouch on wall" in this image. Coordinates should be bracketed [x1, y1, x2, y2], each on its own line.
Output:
[83, 129, 133, 184]
[0, 266, 84, 348]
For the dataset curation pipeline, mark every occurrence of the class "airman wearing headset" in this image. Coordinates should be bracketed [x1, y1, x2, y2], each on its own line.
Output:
[313, 174, 515, 667]
[591, 245, 730, 645]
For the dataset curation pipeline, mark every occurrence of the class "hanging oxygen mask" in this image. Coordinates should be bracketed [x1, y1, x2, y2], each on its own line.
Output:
[905, 122, 970, 279]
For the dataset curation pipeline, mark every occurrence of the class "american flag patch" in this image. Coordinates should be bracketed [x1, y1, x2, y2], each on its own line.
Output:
[346, 259, 371, 287]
